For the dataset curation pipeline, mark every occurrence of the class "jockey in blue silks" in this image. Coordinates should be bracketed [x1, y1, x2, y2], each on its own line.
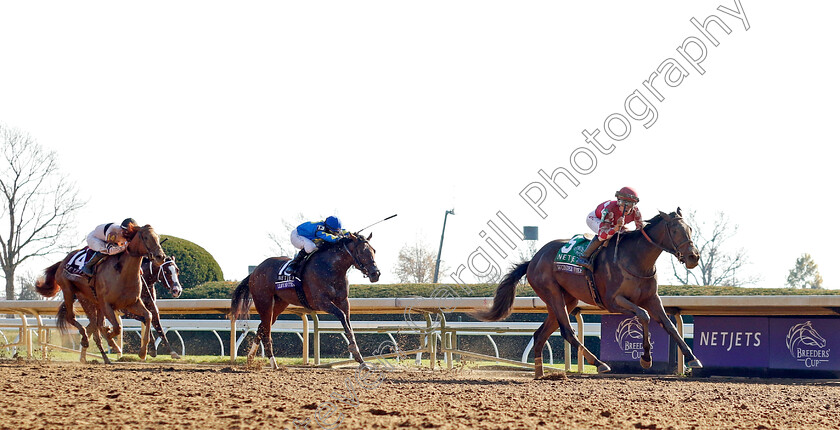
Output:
[286, 216, 348, 276]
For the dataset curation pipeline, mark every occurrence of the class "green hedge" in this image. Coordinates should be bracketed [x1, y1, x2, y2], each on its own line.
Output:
[159, 235, 223, 296]
[181, 281, 840, 300]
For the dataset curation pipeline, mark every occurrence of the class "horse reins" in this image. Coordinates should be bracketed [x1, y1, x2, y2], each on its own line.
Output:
[142, 258, 178, 293]
[640, 218, 694, 264]
[343, 242, 371, 278]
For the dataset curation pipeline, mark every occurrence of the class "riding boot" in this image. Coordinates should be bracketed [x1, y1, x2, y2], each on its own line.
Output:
[577, 238, 603, 272]
[81, 252, 107, 276]
[286, 250, 309, 277]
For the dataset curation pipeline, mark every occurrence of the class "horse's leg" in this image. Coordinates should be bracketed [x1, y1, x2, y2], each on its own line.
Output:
[642, 296, 702, 369]
[328, 301, 365, 366]
[614, 295, 653, 369]
[549, 290, 611, 373]
[123, 301, 152, 361]
[531, 308, 559, 379]
[260, 299, 289, 370]
[96, 302, 129, 364]
[144, 295, 174, 359]
[64, 292, 91, 363]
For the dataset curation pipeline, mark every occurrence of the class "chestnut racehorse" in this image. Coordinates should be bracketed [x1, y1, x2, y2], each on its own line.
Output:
[56, 255, 184, 359]
[475, 209, 703, 378]
[230, 233, 380, 369]
[36, 225, 166, 364]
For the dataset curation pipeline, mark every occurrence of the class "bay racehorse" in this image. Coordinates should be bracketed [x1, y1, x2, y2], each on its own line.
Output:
[230, 233, 380, 369]
[35, 225, 166, 364]
[475, 209, 702, 378]
[56, 255, 184, 360]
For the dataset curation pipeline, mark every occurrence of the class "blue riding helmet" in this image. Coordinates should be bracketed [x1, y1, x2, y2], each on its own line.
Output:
[325, 216, 342, 232]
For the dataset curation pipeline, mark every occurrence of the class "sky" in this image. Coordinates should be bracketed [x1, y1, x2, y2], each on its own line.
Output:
[1, 1, 836, 291]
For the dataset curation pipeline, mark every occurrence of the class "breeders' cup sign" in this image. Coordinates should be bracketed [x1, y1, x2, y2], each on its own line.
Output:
[600, 315, 670, 363]
[769, 318, 837, 371]
[694, 316, 839, 371]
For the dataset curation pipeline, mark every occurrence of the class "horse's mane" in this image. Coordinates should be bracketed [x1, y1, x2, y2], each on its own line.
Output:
[619, 211, 675, 240]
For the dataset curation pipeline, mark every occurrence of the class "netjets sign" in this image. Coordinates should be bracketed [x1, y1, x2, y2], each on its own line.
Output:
[694, 317, 839, 372]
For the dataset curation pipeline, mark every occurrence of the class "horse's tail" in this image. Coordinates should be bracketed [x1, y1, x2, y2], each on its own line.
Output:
[35, 262, 62, 298]
[472, 261, 530, 322]
[56, 302, 70, 335]
[229, 275, 253, 321]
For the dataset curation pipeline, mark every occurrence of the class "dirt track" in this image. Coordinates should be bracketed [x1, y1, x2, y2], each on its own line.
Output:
[1, 360, 840, 429]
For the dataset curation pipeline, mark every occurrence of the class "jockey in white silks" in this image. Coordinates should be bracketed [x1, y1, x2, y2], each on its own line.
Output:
[81, 218, 139, 276]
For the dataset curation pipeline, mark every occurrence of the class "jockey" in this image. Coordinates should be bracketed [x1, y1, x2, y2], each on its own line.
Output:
[81, 218, 139, 276]
[577, 187, 644, 271]
[286, 216, 349, 276]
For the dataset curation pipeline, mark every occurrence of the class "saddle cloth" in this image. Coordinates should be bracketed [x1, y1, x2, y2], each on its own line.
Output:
[554, 234, 594, 275]
[275, 259, 301, 290]
[64, 247, 97, 277]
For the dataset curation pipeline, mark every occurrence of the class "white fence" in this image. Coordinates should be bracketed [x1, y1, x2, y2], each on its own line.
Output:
[1, 296, 837, 374]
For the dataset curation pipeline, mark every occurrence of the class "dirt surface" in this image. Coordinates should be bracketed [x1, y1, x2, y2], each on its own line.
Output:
[2, 360, 840, 429]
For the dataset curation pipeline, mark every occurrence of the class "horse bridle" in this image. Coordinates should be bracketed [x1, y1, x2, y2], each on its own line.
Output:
[641, 217, 694, 264]
[143, 258, 179, 292]
[343, 240, 374, 278]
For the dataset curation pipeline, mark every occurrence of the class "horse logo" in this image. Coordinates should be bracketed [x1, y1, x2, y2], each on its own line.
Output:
[786, 321, 830, 367]
[615, 317, 649, 351]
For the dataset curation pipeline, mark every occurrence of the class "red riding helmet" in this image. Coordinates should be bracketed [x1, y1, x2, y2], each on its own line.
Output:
[615, 187, 640, 203]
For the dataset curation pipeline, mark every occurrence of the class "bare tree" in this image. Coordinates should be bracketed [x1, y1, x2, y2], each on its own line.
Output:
[15, 271, 44, 300]
[268, 213, 308, 258]
[393, 241, 441, 283]
[786, 253, 823, 289]
[670, 210, 759, 287]
[1, 124, 84, 299]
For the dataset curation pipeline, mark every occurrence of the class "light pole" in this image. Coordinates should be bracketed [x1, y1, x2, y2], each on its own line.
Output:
[433, 209, 454, 283]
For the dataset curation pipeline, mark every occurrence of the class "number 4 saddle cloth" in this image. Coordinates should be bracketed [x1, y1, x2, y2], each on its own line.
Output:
[554, 234, 595, 275]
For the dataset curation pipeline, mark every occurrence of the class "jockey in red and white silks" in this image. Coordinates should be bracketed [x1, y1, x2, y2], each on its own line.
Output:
[578, 187, 643, 271]
[587, 199, 644, 241]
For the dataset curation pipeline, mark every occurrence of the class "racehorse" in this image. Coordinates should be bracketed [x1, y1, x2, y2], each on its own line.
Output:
[230, 233, 380, 369]
[35, 225, 166, 364]
[475, 209, 702, 378]
[56, 255, 184, 360]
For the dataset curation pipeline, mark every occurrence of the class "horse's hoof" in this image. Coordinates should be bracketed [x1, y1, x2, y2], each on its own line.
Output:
[640, 357, 652, 369]
[534, 368, 544, 379]
[597, 363, 612, 373]
[170, 352, 181, 360]
[270, 357, 279, 370]
[687, 359, 703, 369]
[149, 349, 158, 358]
[358, 362, 373, 372]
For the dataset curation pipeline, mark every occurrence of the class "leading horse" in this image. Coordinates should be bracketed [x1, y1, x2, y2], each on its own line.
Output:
[475, 208, 702, 378]
[35, 225, 166, 364]
[230, 233, 380, 369]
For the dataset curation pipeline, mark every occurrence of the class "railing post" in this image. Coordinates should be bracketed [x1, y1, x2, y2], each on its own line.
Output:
[312, 313, 320, 366]
[676, 312, 685, 375]
[575, 312, 585, 373]
[229, 319, 237, 364]
[300, 313, 309, 365]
